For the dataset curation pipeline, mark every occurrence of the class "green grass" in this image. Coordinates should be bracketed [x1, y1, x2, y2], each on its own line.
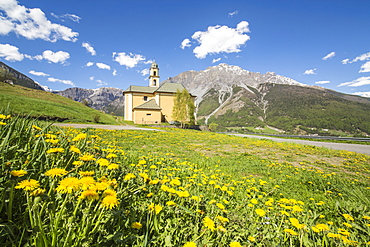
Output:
[0, 82, 118, 124]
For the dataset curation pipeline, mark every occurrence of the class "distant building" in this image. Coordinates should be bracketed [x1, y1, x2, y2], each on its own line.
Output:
[123, 62, 195, 124]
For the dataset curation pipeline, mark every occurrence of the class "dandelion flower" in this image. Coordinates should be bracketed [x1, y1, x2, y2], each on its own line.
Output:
[0, 121, 7, 125]
[79, 189, 99, 200]
[216, 203, 225, 210]
[255, 208, 266, 217]
[132, 222, 142, 229]
[72, 133, 87, 141]
[106, 153, 117, 159]
[124, 173, 136, 180]
[15, 179, 40, 191]
[107, 163, 119, 170]
[183, 242, 197, 247]
[166, 201, 176, 206]
[103, 189, 117, 197]
[342, 214, 354, 221]
[46, 148, 65, 154]
[79, 154, 96, 161]
[101, 195, 119, 209]
[97, 158, 110, 166]
[229, 242, 242, 247]
[70, 145, 81, 154]
[79, 176, 96, 190]
[10, 170, 27, 177]
[203, 216, 215, 231]
[45, 168, 68, 178]
[284, 229, 298, 235]
[56, 177, 80, 193]
[248, 236, 256, 242]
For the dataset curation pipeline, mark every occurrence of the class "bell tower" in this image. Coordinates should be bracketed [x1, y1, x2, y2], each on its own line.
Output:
[149, 61, 159, 87]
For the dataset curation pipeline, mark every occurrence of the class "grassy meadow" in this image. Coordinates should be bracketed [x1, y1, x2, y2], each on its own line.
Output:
[0, 82, 117, 124]
[1, 113, 370, 246]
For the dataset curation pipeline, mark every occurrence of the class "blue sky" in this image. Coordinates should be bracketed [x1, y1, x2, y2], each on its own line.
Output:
[1, 0, 370, 97]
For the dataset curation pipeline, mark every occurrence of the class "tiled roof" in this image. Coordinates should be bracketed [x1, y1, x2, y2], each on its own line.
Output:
[134, 99, 161, 110]
[124, 85, 157, 93]
[156, 82, 185, 93]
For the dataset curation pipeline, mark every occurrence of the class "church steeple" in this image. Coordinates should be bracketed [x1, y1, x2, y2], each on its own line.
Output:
[149, 61, 159, 87]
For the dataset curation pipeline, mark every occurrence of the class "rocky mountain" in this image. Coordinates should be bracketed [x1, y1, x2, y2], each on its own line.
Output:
[54, 87, 124, 116]
[0, 61, 45, 90]
[163, 63, 370, 135]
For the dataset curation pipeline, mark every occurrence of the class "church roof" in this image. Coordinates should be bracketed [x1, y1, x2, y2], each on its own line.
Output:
[134, 99, 161, 110]
[124, 82, 186, 94]
[156, 82, 186, 93]
[124, 85, 157, 93]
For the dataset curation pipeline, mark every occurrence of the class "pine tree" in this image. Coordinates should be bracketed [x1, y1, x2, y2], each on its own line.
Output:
[172, 89, 195, 128]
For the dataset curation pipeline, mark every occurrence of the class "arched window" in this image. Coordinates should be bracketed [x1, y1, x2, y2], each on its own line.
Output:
[153, 71, 157, 76]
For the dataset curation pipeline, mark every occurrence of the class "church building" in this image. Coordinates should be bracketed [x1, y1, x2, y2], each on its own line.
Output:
[124, 62, 195, 124]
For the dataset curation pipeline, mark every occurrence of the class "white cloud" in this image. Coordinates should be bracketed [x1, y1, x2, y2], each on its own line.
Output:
[96, 62, 111, 70]
[112, 69, 117, 76]
[180, 39, 191, 49]
[144, 60, 154, 64]
[29, 70, 49, 77]
[303, 68, 317, 75]
[86, 62, 94, 67]
[0, 0, 78, 42]
[51, 13, 81, 23]
[42, 50, 70, 64]
[82, 42, 96, 56]
[48, 77, 74, 86]
[0, 43, 24, 61]
[212, 58, 221, 63]
[96, 79, 107, 86]
[342, 58, 349, 64]
[343, 52, 370, 64]
[338, 76, 370, 87]
[315, 80, 330, 84]
[89, 76, 94, 81]
[112, 52, 146, 68]
[353, 91, 370, 98]
[322, 52, 335, 60]
[359, 61, 370, 73]
[228, 10, 238, 17]
[141, 68, 149, 76]
[189, 21, 251, 59]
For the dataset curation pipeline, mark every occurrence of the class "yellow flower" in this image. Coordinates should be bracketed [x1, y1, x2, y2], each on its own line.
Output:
[32, 125, 42, 130]
[255, 208, 266, 217]
[131, 222, 142, 229]
[183, 242, 197, 247]
[79, 176, 96, 190]
[0, 121, 7, 125]
[45, 139, 59, 144]
[45, 168, 68, 178]
[284, 229, 298, 235]
[124, 173, 136, 181]
[176, 190, 190, 198]
[72, 161, 84, 166]
[79, 189, 99, 200]
[106, 153, 117, 159]
[166, 201, 176, 206]
[10, 170, 27, 177]
[101, 195, 119, 209]
[216, 215, 229, 223]
[250, 198, 258, 204]
[79, 154, 96, 161]
[229, 242, 242, 247]
[46, 148, 65, 154]
[248, 236, 256, 242]
[56, 177, 80, 193]
[292, 205, 304, 212]
[15, 179, 40, 191]
[103, 189, 117, 197]
[70, 145, 81, 154]
[148, 203, 162, 214]
[138, 160, 146, 165]
[79, 171, 95, 176]
[342, 214, 354, 221]
[107, 163, 119, 170]
[72, 133, 87, 141]
[290, 218, 305, 229]
[0, 114, 11, 119]
[94, 182, 110, 191]
[203, 216, 215, 231]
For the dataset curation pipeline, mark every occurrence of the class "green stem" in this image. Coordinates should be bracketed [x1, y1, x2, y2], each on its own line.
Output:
[7, 182, 15, 221]
[51, 195, 69, 246]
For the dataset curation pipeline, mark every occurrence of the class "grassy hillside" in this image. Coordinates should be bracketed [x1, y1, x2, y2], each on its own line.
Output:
[0, 82, 118, 124]
[265, 84, 370, 135]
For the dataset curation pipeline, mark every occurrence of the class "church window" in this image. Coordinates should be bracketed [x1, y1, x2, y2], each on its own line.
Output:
[143, 96, 148, 101]
[146, 113, 152, 116]
[153, 71, 157, 76]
